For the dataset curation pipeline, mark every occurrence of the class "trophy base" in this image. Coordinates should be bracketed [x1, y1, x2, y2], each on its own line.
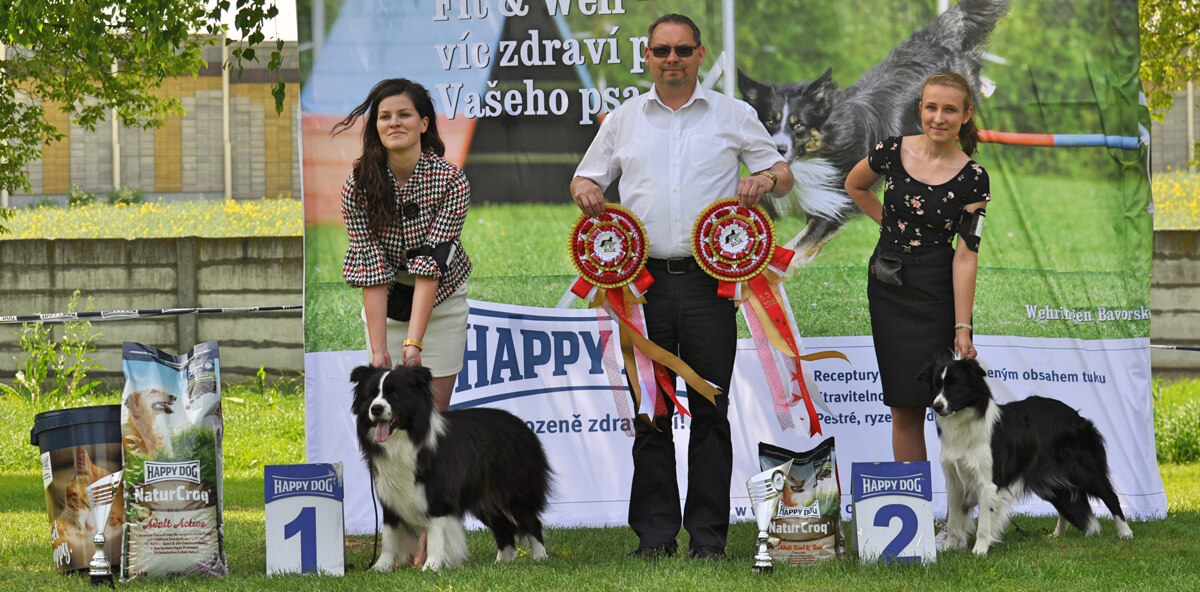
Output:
[89, 571, 114, 588]
[88, 543, 114, 588]
[751, 562, 775, 574]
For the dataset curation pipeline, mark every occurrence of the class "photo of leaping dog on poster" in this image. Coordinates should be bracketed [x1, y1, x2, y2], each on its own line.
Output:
[738, 0, 1010, 263]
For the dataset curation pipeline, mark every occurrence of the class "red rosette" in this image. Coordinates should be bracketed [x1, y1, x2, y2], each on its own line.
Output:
[569, 204, 648, 289]
[690, 198, 776, 282]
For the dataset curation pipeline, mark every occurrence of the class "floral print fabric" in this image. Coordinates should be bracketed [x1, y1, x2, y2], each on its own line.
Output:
[867, 136, 990, 251]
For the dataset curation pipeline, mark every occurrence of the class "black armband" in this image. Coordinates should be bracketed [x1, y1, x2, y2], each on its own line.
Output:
[958, 209, 986, 252]
[405, 239, 459, 275]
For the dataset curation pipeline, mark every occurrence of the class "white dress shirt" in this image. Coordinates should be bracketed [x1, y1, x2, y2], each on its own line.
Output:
[574, 84, 783, 259]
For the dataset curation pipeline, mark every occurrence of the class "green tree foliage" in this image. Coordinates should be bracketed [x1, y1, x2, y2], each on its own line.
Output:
[0, 0, 287, 205]
[1139, 0, 1200, 120]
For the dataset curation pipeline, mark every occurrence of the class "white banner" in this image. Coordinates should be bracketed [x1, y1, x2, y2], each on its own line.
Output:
[305, 301, 1166, 534]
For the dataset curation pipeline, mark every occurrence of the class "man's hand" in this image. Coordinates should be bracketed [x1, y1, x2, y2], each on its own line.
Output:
[736, 173, 775, 209]
[571, 177, 606, 218]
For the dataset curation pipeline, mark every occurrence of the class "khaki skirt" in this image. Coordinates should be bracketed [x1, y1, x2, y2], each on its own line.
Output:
[361, 278, 469, 378]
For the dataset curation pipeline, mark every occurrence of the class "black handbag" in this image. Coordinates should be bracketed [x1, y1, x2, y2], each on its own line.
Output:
[386, 282, 414, 322]
[871, 251, 904, 287]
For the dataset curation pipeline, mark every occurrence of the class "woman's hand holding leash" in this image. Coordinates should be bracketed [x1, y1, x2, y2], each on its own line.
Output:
[954, 330, 977, 360]
[402, 338, 424, 367]
[372, 349, 393, 369]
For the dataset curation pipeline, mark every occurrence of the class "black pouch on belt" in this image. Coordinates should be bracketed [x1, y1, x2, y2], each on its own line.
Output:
[871, 251, 904, 287]
[386, 282, 414, 322]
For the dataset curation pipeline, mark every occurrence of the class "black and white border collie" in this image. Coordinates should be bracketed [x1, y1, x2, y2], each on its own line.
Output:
[919, 354, 1133, 555]
[350, 364, 551, 571]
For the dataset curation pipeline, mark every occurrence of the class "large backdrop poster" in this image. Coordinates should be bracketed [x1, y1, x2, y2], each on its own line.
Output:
[299, 0, 1165, 534]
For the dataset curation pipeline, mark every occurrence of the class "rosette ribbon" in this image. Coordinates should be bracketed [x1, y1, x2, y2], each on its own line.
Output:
[569, 205, 721, 427]
[691, 198, 848, 435]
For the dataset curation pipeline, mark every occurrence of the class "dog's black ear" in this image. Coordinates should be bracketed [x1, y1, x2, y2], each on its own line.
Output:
[737, 68, 763, 102]
[807, 67, 836, 101]
[413, 365, 434, 384]
[349, 364, 376, 386]
[966, 358, 987, 379]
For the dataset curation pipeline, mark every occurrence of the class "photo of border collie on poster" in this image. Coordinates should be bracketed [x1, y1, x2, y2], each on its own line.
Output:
[300, 0, 1164, 534]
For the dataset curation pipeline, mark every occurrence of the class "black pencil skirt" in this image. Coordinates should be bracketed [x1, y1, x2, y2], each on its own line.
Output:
[867, 244, 957, 409]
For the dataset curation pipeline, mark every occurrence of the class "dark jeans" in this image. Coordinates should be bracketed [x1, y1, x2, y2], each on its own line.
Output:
[629, 266, 736, 551]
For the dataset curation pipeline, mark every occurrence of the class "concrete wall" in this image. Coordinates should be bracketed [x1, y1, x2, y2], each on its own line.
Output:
[1150, 230, 1200, 378]
[0, 237, 302, 384]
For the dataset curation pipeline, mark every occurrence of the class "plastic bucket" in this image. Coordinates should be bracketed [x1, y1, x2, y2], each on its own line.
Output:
[30, 405, 124, 574]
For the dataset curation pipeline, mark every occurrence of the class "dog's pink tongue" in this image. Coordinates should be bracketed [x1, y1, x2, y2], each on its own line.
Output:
[373, 421, 390, 443]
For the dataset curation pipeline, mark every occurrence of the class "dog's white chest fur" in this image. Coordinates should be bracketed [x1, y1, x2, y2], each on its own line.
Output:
[936, 401, 1002, 495]
[374, 434, 430, 527]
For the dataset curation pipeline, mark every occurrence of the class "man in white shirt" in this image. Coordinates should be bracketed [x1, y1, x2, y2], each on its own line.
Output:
[570, 13, 794, 561]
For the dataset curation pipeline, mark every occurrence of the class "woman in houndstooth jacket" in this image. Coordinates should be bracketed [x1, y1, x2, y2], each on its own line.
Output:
[335, 78, 473, 413]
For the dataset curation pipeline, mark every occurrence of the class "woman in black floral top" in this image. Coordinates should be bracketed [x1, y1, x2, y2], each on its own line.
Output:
[334, 79, 472, 413]
[844, 72, 990, 462]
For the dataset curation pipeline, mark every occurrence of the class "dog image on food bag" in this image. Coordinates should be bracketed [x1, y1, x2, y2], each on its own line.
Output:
[122, 388, 176, 457]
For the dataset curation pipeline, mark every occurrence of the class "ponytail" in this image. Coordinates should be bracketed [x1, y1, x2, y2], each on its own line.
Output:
[959, 117, 980, 157]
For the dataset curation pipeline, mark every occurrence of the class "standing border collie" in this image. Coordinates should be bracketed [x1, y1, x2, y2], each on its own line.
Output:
[350, 364, 551, 571]
[919, 354, 1133, 555]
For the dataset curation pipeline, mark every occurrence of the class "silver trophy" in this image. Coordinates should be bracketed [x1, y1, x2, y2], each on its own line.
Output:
[87, 470, 122, 587]
[746, 459, 793, 574]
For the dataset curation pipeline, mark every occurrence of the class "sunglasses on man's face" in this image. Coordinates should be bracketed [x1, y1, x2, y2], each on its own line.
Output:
[649, 45, 697, 58]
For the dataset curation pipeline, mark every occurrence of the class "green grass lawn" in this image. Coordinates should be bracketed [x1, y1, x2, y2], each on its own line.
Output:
[307, 173, 1150, 351]
[2, 384, 1197, 591]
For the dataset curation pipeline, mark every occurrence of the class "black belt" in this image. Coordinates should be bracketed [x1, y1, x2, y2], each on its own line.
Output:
[878, 242, 951, 257]
[646, 257, 700, 274]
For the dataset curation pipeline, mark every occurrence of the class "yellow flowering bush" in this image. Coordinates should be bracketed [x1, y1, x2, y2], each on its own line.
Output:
[2, 197, 302, 239]
[1153, 169, 1200, 229]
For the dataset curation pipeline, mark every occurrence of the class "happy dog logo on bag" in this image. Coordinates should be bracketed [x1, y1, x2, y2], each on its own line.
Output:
[777, 500, 822, 521]
[144, 460, 202, 485]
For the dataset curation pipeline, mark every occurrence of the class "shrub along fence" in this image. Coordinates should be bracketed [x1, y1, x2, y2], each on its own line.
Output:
[0, 237, 302, 383]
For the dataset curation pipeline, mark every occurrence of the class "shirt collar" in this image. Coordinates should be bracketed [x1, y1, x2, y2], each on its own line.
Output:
[644, 83, 708, 112]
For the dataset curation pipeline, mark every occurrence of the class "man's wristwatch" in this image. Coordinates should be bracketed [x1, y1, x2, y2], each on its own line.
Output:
[756, 170, 778, 192]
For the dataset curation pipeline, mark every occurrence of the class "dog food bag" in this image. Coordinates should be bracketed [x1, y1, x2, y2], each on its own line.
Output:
[758, 438, 844, 564]
[119, 341, 226, 580]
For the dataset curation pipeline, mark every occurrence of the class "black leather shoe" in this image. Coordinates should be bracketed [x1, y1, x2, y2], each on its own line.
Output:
[628, 544, 677, 559]
[688, 545, 729, 561]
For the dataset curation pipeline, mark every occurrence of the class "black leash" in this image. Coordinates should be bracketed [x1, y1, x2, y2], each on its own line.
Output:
[347, 471, 381, 572]
[370, 471, 381, 569]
